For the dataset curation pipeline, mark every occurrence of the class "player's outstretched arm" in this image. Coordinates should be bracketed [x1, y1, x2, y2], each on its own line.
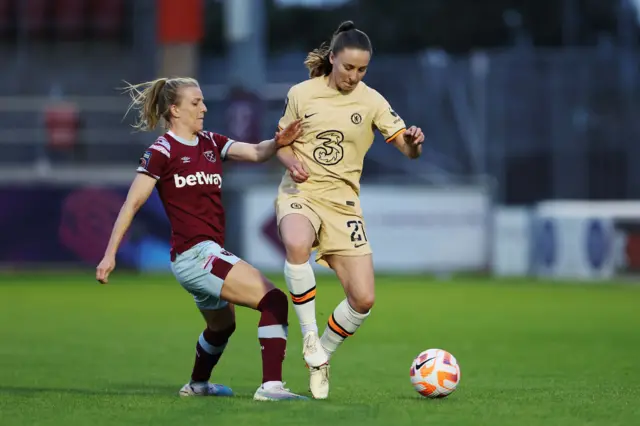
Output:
[389, 125, 425, 159]
[96, 173, 157, 284]
[225, 119, 303, 163]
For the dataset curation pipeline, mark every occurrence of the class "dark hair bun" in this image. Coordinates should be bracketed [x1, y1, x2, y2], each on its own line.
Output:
[335, 21, 356, 34]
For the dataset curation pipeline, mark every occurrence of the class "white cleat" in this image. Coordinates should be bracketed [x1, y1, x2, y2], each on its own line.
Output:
[178, 381, 234, 397]
[309, 363, 330, 400]
[302, 331, 329, 368]
[253, 383, 309, 401]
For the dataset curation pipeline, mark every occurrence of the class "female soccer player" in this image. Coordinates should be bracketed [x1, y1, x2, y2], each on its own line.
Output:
[275, 21, 425, 399]
[95, 77, 308, 401]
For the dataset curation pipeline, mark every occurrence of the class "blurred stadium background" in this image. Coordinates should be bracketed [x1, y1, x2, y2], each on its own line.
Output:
[1, 2, 639, 425]
[1, 0, 640, 279]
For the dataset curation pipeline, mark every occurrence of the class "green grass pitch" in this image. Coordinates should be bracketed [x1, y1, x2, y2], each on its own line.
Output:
[0, 272, 638, 426]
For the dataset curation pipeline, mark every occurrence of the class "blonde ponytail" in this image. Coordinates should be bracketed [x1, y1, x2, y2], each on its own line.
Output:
[121, 77, 199, 132]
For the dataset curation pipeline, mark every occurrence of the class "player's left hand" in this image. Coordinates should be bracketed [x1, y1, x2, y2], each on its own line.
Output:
[275, 119, 303, 147]
[403, 126, 425, 146]
[289, 159, 310, 183]
[96, 255, 116, 284]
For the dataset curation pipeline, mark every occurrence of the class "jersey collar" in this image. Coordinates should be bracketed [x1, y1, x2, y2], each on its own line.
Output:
[168, 130, 198, 146]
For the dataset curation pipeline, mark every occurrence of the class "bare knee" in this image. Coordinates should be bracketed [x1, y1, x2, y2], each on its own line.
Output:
[201, 305, 236, 331]
[279, 216, 315, 264]
[200, 319, 236, 348]
[262, 287, 288, 309]
[283, 240, 312, 264]
[347, 293, 375, 314]
[208, 320, 236, 337]
[327, 255, 375, 314]
[219, 262, 277, 309]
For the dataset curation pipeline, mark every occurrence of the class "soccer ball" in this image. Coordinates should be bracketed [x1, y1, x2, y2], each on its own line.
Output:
[410, 348, 461, 398]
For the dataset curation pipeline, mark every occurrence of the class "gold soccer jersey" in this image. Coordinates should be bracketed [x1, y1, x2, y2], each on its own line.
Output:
[277, 76, 405, 199]
[275, 77, 406, 266]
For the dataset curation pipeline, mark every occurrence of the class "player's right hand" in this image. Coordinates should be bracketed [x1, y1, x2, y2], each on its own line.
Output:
[275, 119, 304, 147]
[289, 160, 309, 183]
[96, 256, 116, 284]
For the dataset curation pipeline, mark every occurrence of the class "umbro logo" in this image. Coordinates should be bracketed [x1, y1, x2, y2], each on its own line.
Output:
[304, 113, 317, 119]
[181, 156, 191, 164]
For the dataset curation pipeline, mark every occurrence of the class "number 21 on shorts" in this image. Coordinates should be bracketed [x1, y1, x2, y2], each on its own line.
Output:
[347, 220, 368, 248]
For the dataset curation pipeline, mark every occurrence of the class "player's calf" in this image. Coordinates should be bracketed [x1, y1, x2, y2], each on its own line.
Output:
[285, 260, 319, 337]
[257, 288, 289, 386]
[307, 298, 368, 400]
[306, 298, 368, 400]
[253, 287, 308, 401]
[191, 323, 236, 383]
[179, 322, 236, 397]
[320, 254, 374, 357]
[320, 298, 370, 358]
[215, 260, 306, 400]
[280, 212, 320, 355]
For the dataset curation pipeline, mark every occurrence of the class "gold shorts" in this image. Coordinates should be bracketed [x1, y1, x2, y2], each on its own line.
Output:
[275, 192, 372, 268]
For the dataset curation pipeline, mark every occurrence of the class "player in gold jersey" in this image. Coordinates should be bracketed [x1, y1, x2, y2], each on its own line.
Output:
[275, 21, 425, 399]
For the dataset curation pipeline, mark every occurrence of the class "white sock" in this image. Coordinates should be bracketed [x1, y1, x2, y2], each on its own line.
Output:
[320, 299, 370, 357]
[262, 380, 283, 390]
[284, 260, 318, 335]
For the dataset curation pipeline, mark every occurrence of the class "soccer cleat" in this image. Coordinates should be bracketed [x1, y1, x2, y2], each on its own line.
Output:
[302, 331, 329, 368]
[309, 363, 330, 399]
[178, 381, 234, 397]
[253, 383, 309, 401]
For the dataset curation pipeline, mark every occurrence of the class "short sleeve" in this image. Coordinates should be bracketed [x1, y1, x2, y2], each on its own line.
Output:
[209, 132, 235, 160]
[373, 95, 406, 143]
[137, 137, 170, 180]
[278, 86, 299, 131]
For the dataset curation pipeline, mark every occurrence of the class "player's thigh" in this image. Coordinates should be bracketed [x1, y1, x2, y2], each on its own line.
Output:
[315, 207, 372, 268]
[279, 214, 317, 254]
[219, 260, 276, 310]
[171, 241, 241, 312]
[276, 196, 320, 260]
[325, 253, 375, 313]
[199, 304, 235, 331]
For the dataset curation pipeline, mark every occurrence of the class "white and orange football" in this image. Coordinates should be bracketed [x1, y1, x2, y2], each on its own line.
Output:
[410, 348, 461, 398]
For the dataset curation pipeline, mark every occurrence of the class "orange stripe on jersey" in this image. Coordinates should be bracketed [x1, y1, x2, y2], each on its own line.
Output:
[290, 287, 316, 305]
[328, 314, 352, 338]
[385, 127, 406, 143]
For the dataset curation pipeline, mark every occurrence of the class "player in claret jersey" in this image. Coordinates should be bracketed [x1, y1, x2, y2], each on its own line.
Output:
[95, 77, 308, 401]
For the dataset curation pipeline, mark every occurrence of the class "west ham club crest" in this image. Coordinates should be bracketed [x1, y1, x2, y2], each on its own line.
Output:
[203, 151, 217, 163]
